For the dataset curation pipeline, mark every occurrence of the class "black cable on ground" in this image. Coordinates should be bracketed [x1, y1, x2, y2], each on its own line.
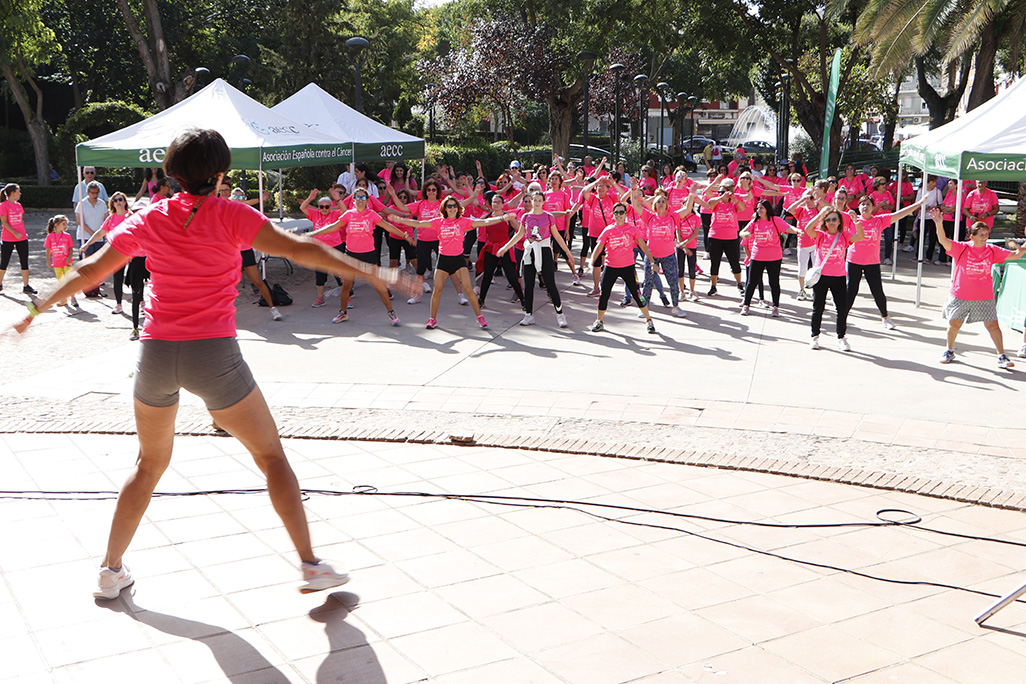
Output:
[0, 486, 1022, 602]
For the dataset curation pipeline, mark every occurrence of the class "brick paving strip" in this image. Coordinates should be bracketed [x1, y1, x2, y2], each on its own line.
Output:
[4, 393, 1025, 513]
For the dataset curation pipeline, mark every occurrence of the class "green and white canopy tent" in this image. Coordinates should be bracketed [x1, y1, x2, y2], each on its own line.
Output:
[897, 76, 1026, 305]
[76, 78, 353, 171]
[272, 83, 425, 164]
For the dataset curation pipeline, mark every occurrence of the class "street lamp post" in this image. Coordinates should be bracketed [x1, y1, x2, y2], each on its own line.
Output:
[425, 83, 437, 143]
[345, 37, 370, 113]
[779, 73, 791, 161]
[656, 82, 669, 153]
[577, 51, 597, 160]
[634, 74, 648, 147]
[230, 55, 251, 191]
[609, 63, 625, 166]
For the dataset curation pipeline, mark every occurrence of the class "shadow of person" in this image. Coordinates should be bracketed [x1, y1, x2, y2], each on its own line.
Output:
[309, 592, 387, 684]
[98, 593, 293, 682]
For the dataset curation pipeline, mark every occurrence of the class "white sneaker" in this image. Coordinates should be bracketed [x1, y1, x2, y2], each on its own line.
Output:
[1018, 343, 1026, 359]
[903, 245, 914, 252]
[999, 353, 1015, 369]
[810, 335, 820, 350]
[407, 294, 422, 305]
[933, 259, 944, 265]
[300, 560, 350, 594]
[783, 248, 792, 256]
[270, 307, 283, 321]
[556, 312, 568, 328]
[423, 281, 432, 293]
[883, 257, 893, 265]
[93, 565, 134, 599]
[520, 313, 535, 326]
[838, 337, 851, 352]
[458, 293, 469, 306]
[883, 317, 895, 330]
[672, 306, 687, 317]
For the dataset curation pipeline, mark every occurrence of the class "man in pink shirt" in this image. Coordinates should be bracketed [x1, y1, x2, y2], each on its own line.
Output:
[963, 180, 1000, 228]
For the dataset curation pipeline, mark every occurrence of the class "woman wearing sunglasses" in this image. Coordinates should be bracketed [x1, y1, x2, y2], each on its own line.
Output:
[393, 197, 511, 329]
[803, 206, 865, 350]
[309, 190, 413, 325]
[588, 201, 657, 334]
[300, 188, 346, 309]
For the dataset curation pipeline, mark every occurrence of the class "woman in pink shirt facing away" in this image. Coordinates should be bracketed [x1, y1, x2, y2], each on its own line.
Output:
[803, 206, 865, 351]
[929, 208, 1026, 368]
[15, 128, 412, 599]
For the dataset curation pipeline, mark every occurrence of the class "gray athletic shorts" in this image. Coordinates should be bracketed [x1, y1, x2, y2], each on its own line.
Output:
[135, 338, 256, 410]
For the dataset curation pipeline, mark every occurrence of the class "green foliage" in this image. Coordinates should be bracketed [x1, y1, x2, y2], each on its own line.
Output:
[425, 144, 506, 179]
[17, 185, 76, 209]
[0, 129, 36, 177]
[54, 101, 150, 171]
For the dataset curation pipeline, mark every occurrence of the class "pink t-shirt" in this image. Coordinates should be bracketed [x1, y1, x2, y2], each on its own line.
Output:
[309, 209, 343, 246]
[746, 217, 789, 261]
[639, 177, 657, 195]
[941, 186, 959, 219]
[338, 209, 382, 254]
[597, 223, 643, 268]
[965, 188, 999, 228]
[100, 212, 129, 236]
[740, 234, 753, 266]
[949, 241, 1010, 300]
[44, 231, 75, 268]
[408, 200, 442, 240]
[0, 201, 26, 241]
[679, 214, 700, 249]
[585, 193, 618, 238]
[544, 189, 571, 232]
[814, 227, 855, 277]
[736, 185, 763, 222]
[839, 177, 864, 209]
[869, 190, 894, 215]
[432, 216, 475, 256]
[666, 187, 690, 214]
[783, 184, 805, 208]
[642, 210, 679, 259]
[848, 212, 894, 265]
[791, 204, 818, 248]
[107, 194, 266, 341]
[708, 199, 740, 240]
[522, 212, 556, 243]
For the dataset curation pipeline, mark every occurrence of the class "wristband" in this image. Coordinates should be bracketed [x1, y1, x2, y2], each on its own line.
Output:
[26, 303, 40, 319]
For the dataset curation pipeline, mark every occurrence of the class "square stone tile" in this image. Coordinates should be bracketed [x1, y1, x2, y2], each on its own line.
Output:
[915, 637, 1026, 684]
[761, 624, 902, 681]
[617, 613, 749, 667]
[533, 632, 665, 684]
[679, 645, 824, 683]
[696, 594, 823, 643]
[434, 574, 549, 618]
[481, 602, 605, 654]
[560, 585, 678, 631]
[432, 658, 564, 683]
[512, 558, 622, 599]
[388, 621, 519, 675]
[353, 591, 467, 639]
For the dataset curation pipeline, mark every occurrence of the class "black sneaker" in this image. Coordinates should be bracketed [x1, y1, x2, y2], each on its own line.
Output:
[660, 295, 670, 307]
[23, 284, 37, 294]
[737, 282, 745, 294]
[707, 286, 718, 296]
[646, 320, 656, 334]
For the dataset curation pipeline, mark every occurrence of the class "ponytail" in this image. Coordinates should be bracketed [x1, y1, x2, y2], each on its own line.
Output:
[0, 183, 19, 202]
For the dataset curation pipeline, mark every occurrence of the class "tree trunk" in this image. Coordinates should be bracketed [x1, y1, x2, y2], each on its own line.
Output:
[116, 0, 187, 110]
[1, 62, 49, 186]
[548, 93, 575, 163]
[882, 76, 900, 150]
[967, 21, 998, 111]
[918, 56, 971, 129]
[1017, 181, 1026, 239]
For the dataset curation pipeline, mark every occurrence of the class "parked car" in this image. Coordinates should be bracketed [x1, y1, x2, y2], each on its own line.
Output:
[681, 136, 717, 153]
[740, 140, 776, 155]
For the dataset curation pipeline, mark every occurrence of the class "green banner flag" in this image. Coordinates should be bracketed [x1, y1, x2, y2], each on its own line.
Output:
[820, 49, 842, 179]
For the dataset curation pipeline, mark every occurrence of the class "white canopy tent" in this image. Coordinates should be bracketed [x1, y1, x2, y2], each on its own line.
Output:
[897, 76, 1026, 305]
[76, 78, 353, 275]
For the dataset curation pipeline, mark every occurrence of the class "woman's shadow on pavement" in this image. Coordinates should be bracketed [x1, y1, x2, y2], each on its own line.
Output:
[100, 591, 385, 683]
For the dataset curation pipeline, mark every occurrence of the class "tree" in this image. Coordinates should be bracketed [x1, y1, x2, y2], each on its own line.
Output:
[116, 0, 193, 110]
[0, 0, 59, 185]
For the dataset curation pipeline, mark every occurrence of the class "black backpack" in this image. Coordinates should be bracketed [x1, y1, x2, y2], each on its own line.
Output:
[258, 281, 293, 307]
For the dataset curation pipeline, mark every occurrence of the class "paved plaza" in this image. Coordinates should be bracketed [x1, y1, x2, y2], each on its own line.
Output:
[2, 210, 1026, 682]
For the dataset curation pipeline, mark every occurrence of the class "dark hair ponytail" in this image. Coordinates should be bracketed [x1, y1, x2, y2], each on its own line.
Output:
[46, 214, 68, 233]
[0, 183, 19, 202]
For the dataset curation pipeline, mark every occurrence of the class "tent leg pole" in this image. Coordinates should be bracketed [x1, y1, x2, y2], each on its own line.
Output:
[278, 169, 283, 222]
[953, 180, 963, 287]
[916, 186, 926, 308]
[75, 166, 84, 248]
[892, 163, 903, 282]
[259, 165, 267, 281]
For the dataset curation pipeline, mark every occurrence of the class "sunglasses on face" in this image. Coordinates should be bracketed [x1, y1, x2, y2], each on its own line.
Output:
[613, 209, 626, 215]
[318, 204, 331, 208]
[84, 172, 95, 176]
[825, 217, 840, 222]
[114, 198, 127, 203]
[354, 196, 369, 201]
[445, 204, 460, 210]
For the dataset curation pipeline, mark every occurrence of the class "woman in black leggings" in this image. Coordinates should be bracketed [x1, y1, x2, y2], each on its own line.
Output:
[693, 177, 747, 296]
[803, 207, 865, 351]
[477, 192, 524, 308]
[588, 202, 657, 334]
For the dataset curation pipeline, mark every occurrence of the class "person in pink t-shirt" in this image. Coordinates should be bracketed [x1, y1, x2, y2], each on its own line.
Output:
[580, 176, 624, 296]
[588, 201, 657, 333]
[739, 200, 796, 315]
[630, 189, 687, 317]
[929, 208, 1026, 368]
[803, 206, 865, 350]
[786, 182, 830, 300]
[14, 128, 414, 599]
[847, 194, 925, 331]
[0, 183, 34, 294]
[301, 188, 347, 308]
[963, 180, 1000, 229]
[692, 176, 747, 297]
[393, 196, 510, 329]
[43, 214, 79, 311]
